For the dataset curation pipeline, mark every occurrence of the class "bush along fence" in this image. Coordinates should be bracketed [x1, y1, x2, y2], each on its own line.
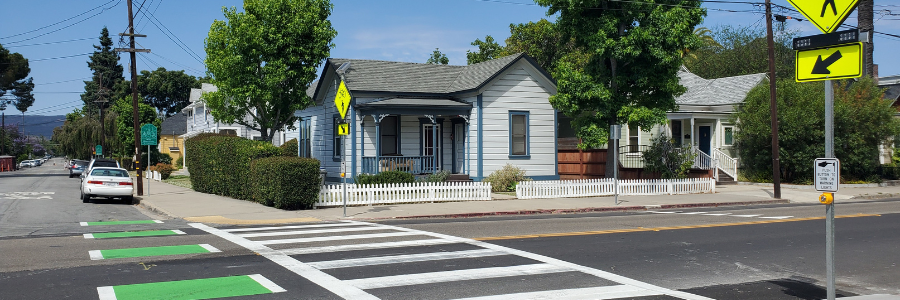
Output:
[516, 178, 715, 199]
[315, 182, 492, 208]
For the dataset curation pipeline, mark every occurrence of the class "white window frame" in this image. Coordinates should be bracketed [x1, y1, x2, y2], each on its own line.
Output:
[722, 126, 735, 147]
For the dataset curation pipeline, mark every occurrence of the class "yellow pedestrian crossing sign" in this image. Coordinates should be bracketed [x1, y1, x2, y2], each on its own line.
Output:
[787, 0, 859, 34]
[795, 42, 862, 82]
[337, 122, 349, 136]
[335, 80, 351, 119]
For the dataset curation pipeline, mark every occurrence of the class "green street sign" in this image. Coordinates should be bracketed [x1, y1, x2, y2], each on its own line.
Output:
[95, 145, 102, 156]
[141, 124, 158, 146]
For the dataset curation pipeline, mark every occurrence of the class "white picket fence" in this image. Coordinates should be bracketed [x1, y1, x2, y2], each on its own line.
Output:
[315, 182, 492, 208]
[516, 178, 715, 199]
[143, 170, 162, 181]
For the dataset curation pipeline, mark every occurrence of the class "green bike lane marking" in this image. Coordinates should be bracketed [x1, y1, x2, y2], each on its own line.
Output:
[84, 230, 186, 239]
[97, 274, 285, 300]
[89, 244, 221, 260]
[80, 220, 163, 226]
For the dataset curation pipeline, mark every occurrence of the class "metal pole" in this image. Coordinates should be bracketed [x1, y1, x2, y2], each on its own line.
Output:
[342, 131, 347, 218]
[127, 0, 143, 196]
[614, 138, 619, 205]
[766, 0, 781, 199]
[825, 79, 835, 300]
[147, 144, 150, 196]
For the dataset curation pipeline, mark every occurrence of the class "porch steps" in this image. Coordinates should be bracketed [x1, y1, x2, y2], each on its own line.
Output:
[447, 174, 473, 182]
[716, 170, 737, 185]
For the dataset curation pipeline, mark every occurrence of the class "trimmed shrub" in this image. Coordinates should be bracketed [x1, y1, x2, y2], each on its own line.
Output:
[251, 156, 321, 210]
[354, 171, 415, 185]
[154, 163, 175, 180]
[420, 170, 450, 182]
[483, 163, 531, 192]
[185, 133, 282, 200]
[174, 156, 184, 169]
[280, 138, 298, 157]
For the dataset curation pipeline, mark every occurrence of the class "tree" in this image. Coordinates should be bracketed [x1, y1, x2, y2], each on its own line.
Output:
[12, 77, 35, 113]
[110, 97, 158, 158]
[0, 43, 30, 90]
[681, 27, 721, 65]
[684, 25, 796, 80]
[735, 78, 900, 183]
[535, 0, 705, 150]
[466, 36, 507, 65]
[426, 48, 449, 65]
[504, 19, 579, 74]
[204, 0, 337, 143]
[80, 27, 126, 110]
[642, 133, 696, 179]
[137, 67, 202, 118]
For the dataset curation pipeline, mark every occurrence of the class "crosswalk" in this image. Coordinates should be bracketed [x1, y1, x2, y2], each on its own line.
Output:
[646, 210, 794, 220]
[194, 220, 714, 300]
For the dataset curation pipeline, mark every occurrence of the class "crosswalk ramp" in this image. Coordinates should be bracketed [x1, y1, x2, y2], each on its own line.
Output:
[193, 220, 713, 300]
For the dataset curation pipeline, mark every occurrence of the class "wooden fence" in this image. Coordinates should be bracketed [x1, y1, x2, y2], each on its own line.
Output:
[315, 182, 492, 207]
[516, 178, 715, 199]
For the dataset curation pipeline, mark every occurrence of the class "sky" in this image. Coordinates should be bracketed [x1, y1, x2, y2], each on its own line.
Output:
[1, 0, 899, 118]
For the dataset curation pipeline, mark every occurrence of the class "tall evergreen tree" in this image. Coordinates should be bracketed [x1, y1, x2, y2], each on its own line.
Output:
[81, 27, 125, 109]
[12, 78, 34, 113]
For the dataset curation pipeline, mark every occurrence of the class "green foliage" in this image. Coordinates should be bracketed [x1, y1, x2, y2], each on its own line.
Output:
[483, 163, 531, 192]
[251, 156, 321, 209]
[420, 170, 450, 182]
[185, 133, 282, 200]
[110, 97, 158, 158]
[175, 156, 184, 169]
[642, 133, 697, 179]
[354, 171, 415, 185]
[204, 0, 337, 143]
[152, 163, 175, 180]
[0, 43, 31, 90]
[684, 25, 796, 80]
[11, 77, 34, 113]
[536, 0, 705, 150]
[280, 138, 298, 156]
[426, 48, 449, 65]
[137, 67, 202, 118]
[467, 36, 507, 65]
[81, 27, 127, 110]
[735, 77, 900, 183]
[505, 19, 579, 75]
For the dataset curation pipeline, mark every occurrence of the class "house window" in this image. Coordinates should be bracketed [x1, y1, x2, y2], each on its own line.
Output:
[671, 120, 682, 147]
[333, 116, 342, 158]
[724, 126, 734, 146]
[509, 111, 529, 157]
[380, 116, 399, 155]
[300, 119, 311, 158]
[629, 123, 639, 152]
[220, 129, 237, 136]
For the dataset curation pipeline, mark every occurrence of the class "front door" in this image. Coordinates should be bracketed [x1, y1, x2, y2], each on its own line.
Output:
[423, 124, 442, 172]
[453, 123, 466, 173]
[699, 126, 711, 155]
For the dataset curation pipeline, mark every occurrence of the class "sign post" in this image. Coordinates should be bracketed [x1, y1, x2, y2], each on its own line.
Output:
[610, 125, 621, 205]
[95, 145, 103, 158]
[787, 2, 859, 299]
[140, 124, 158, 195]
[335, 80, 351, 217]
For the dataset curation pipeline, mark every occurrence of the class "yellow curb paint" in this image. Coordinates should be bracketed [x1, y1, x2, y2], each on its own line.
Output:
[474, 214, 881, 241]
[183, 215, 321, 225]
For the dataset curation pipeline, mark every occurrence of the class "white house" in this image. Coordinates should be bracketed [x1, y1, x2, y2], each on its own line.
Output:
[292, 53, 559, 182]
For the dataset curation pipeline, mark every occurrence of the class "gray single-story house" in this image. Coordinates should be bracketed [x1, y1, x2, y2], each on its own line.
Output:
[292, 53, 559, 182]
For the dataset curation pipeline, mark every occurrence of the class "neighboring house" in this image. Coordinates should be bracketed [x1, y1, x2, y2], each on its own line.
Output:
[159, 113, 186, 164]
[179, 83, 286, 167]
[291, 53, 558, 183]
[878, 75, 900, 164]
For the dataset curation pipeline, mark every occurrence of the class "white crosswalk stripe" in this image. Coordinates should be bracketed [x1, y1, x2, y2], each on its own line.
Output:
[192, 221, 713, 300]
[646, 210, 793, 220]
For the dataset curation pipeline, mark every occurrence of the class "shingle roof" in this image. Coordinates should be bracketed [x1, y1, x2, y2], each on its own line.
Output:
[325, 53, 531, 95]
[676, 67, 767, 105]
[160, 113, 187, 135]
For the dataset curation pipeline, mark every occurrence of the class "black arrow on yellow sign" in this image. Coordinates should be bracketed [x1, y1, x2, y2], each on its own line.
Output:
[812, 50, 842, 74]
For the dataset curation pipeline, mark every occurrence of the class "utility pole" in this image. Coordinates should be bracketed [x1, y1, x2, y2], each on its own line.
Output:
[766, 0, 781, 199]
[115, 0, 150, 196]
[94, 74, 110, 158]
[858, 0, 874, 77]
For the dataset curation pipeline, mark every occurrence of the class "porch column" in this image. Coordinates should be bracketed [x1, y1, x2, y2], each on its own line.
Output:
[425, 114, 437, 173]
[690, 117, 696, 147]
[374, 117, 380, 174]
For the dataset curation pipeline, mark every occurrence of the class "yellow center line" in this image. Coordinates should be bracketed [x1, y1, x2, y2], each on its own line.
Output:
[473, 214, 881, 241]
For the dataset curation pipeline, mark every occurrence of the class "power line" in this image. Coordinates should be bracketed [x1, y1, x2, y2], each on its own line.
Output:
[148, 52, 205, 76]
[0, 0, 117, 40]
[137, 8, 205, 65]
[3, 37, 95, 48]
[139, 0, 164, 33]
[34, 78, 92, 86]
[5, 0, 122, 45]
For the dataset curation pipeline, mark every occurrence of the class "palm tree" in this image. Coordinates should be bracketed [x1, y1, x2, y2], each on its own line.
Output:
[682, 27, 722, 64]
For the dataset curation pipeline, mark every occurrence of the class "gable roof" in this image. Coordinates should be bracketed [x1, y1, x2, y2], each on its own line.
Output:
[160, 113, 187, 135]
[676, 66, 767, 105]
[314, 53, 552, 99]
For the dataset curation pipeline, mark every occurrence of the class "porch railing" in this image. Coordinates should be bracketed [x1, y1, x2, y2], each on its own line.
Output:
[693, 149, 713, 170]
[361, 155, 435, 174]
[618, 145, 648, 168]
[712, 148, 738, 180]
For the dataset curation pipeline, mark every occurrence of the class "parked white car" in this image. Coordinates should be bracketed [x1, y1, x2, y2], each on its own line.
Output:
[80, 167, 134, 204]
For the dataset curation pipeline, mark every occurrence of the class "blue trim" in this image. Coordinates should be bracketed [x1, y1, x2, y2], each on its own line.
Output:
[351, 100, 357, 179]
[554, 110, 559, 177]
[360, 116, 365, 158]
[332, 114, 341, 162]
[530, 175, 561, 181]
[418, 118, 428, 156]
[477, 94, 483, 179]
[508, 110, 530, 159]
[451, 118, 466, 174]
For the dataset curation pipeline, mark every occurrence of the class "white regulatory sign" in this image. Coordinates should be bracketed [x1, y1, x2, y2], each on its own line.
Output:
[340, 161, 346, 174]
[814, 158, 840, 192]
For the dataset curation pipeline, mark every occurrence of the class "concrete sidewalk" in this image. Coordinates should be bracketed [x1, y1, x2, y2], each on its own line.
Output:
[135, 178, 900, 225]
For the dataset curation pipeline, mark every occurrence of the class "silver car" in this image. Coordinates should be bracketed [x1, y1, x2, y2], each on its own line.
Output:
[81, 167, 134, 204]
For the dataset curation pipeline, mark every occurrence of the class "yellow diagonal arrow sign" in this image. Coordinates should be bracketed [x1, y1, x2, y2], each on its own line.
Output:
[795, 42, 862, 82]
[787, 0, 859, 34]
[335, 80, 351, 119]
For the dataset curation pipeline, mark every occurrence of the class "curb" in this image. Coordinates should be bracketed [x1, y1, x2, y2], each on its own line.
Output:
[364, 199, 793, 220]
[136, 198, 178, 219]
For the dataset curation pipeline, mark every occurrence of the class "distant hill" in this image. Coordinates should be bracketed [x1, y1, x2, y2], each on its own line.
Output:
[1, 114, 65, 140]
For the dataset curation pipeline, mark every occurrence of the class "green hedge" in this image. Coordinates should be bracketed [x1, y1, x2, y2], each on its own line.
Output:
[185, 133, 282, 200]
[354, 171, 415, 185]
[250, 156, 321, 209]
[280, 138, 298, 157]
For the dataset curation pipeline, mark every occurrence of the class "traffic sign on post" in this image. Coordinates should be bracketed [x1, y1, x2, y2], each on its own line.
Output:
[337, 122, 349, 136]
[787, 0, 859, 34]
[335, 80, 351, 119]
[814, 158, 840, 192]
[795, 42, 862, 82]
[95, 145, 102, 156]
[140, 124, 158, 146]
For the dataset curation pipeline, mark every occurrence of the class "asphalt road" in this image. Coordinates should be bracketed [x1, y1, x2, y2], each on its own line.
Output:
[2, 162, 898, 299]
